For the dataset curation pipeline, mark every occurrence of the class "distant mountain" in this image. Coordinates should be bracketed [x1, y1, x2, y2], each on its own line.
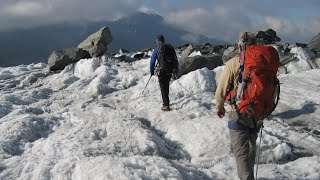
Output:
[0, 12, 226, 67]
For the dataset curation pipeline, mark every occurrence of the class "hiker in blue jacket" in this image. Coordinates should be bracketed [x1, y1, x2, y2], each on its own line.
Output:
[150, 35, 178, 111]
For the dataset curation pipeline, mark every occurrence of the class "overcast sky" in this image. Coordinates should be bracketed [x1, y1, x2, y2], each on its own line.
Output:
[0, 0, 319, 43]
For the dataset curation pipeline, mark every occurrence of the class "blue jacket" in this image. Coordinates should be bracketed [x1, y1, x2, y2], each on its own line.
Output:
[150, 47, 158, 75]
[150, 44, 179, 75]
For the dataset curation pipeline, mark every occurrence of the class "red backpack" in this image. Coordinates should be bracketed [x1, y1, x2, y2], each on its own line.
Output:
[227, 45, 280, 127]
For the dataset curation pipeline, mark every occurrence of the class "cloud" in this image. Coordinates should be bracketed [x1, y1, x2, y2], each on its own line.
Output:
[164, 7, 251, 43]
[163, 3, 320, 43]
[261, 16, 320, 43]
[4, 1, 49, 16]
[138, 6, 158, 15]
[0, 0, 142, 31]
[0, 0, 319, 43]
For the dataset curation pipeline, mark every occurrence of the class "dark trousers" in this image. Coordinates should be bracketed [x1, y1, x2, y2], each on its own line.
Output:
[158, 73, 171, 106]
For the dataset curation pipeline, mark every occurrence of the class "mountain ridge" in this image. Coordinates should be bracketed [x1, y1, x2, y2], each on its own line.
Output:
[0, 12, 226, 67]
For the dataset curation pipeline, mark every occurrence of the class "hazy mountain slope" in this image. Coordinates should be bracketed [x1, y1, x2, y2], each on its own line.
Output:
[0, 12, 225, 67]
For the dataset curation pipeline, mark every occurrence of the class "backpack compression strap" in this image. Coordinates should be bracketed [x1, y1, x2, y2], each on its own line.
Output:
[239, 32, 248, 83]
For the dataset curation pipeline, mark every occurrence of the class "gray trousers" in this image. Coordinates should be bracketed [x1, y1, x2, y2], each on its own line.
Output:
[229, 129, 258, 180]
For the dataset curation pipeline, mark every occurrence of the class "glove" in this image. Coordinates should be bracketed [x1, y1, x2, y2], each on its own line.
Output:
[172, 69, 178, 80]
[217, 107, 225, 118]
[172, 73, 177, 80]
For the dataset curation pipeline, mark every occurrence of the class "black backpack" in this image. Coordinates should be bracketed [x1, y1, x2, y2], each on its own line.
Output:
[157, 43, 178, 73]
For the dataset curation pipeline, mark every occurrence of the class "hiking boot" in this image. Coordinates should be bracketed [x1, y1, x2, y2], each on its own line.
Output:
[161, 106, 171, 111]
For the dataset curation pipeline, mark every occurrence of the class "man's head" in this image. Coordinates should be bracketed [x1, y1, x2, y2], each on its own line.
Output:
[156, 34, 165, 44]
[238, 32, 257, 49]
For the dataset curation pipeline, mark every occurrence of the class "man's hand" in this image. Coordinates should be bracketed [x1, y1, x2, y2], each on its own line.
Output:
[172, 69, 178, 80]
[172, 73, 177, 80]
[217, 107, 225, 118]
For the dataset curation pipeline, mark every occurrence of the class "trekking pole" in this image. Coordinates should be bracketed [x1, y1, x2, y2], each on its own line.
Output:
[255, 124, 264, 179]
[141, 75, 152, 94]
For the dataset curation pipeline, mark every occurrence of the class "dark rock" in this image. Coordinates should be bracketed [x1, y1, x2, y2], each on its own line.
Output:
[140, 47, 153, 53]
[266, 29, 281, 42]
[48, 48, 91, 71]
[307, 32, 320, 50]
[288, 43, 308, 49]
[119, 48, 130, 54]
[178, 54, 223, 77]
[295, 43, 307, 48]
[280, 55, 296, 65]
[314, 57, 320, 68]
[177, 44, 192, 52]
[204, 54, 223, 69]
[245, 29, 281, 44]
[114, 55, 135, 62]
[256, 31, 270, 41]
[222, 46, 238, 63]
[181, 44, 194, 59]
[313, 129, 320, 136]
[179, 55, 207, 77]
[78, 26, 113, 57]
[196, 43, 215, 55]
[283, 43, 291, 53]
[212, 45, 227, 54]
[133, 52, 145, 59]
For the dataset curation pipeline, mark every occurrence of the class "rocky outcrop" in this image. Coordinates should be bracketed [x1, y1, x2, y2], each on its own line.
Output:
[78, 26, 113, 57]
[178, 54, 222, 77]
[180, 44, 194, 59]
[255, 29, 281, 44]
[222, 46, 238, 63]
[119, 48, 130, 54]
[133, 52, 145, 59]
[204, 54, 224, 69]
[307, 32, 320, 50]
[48, 48, 91, 71]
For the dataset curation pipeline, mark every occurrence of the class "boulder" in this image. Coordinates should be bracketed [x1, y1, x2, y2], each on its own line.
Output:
[307, 58, 319, 69]
[181, 44, 194, 59]
[119, 48, 130, 54]
[179, 55, 207, 77]
[314, 57, 320, 68]
[265, 29, 281, 42]
[178, 54, 223, 77]
[280, 55, 296, 65]
[307, 32, 320, 50]
[222, 46, 237, 63]
[242, 29, 281, 44]
[48, 48, 91, 71]
[140, 47, 153, 53]
[288, 43, 308, 49]
[133, 52, 145, 59]
[204, 54, 223, 69]
[177, 44, 192, 52]
[78, 26, 113, 57]
[255, 29, 281, 43]
[197, 43, 214, 55]
[212, 45, 227, 55]
[114, 55, 135, 62]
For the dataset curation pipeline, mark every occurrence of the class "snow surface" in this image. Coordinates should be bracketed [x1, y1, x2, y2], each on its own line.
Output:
[0, 49, 320, 180]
